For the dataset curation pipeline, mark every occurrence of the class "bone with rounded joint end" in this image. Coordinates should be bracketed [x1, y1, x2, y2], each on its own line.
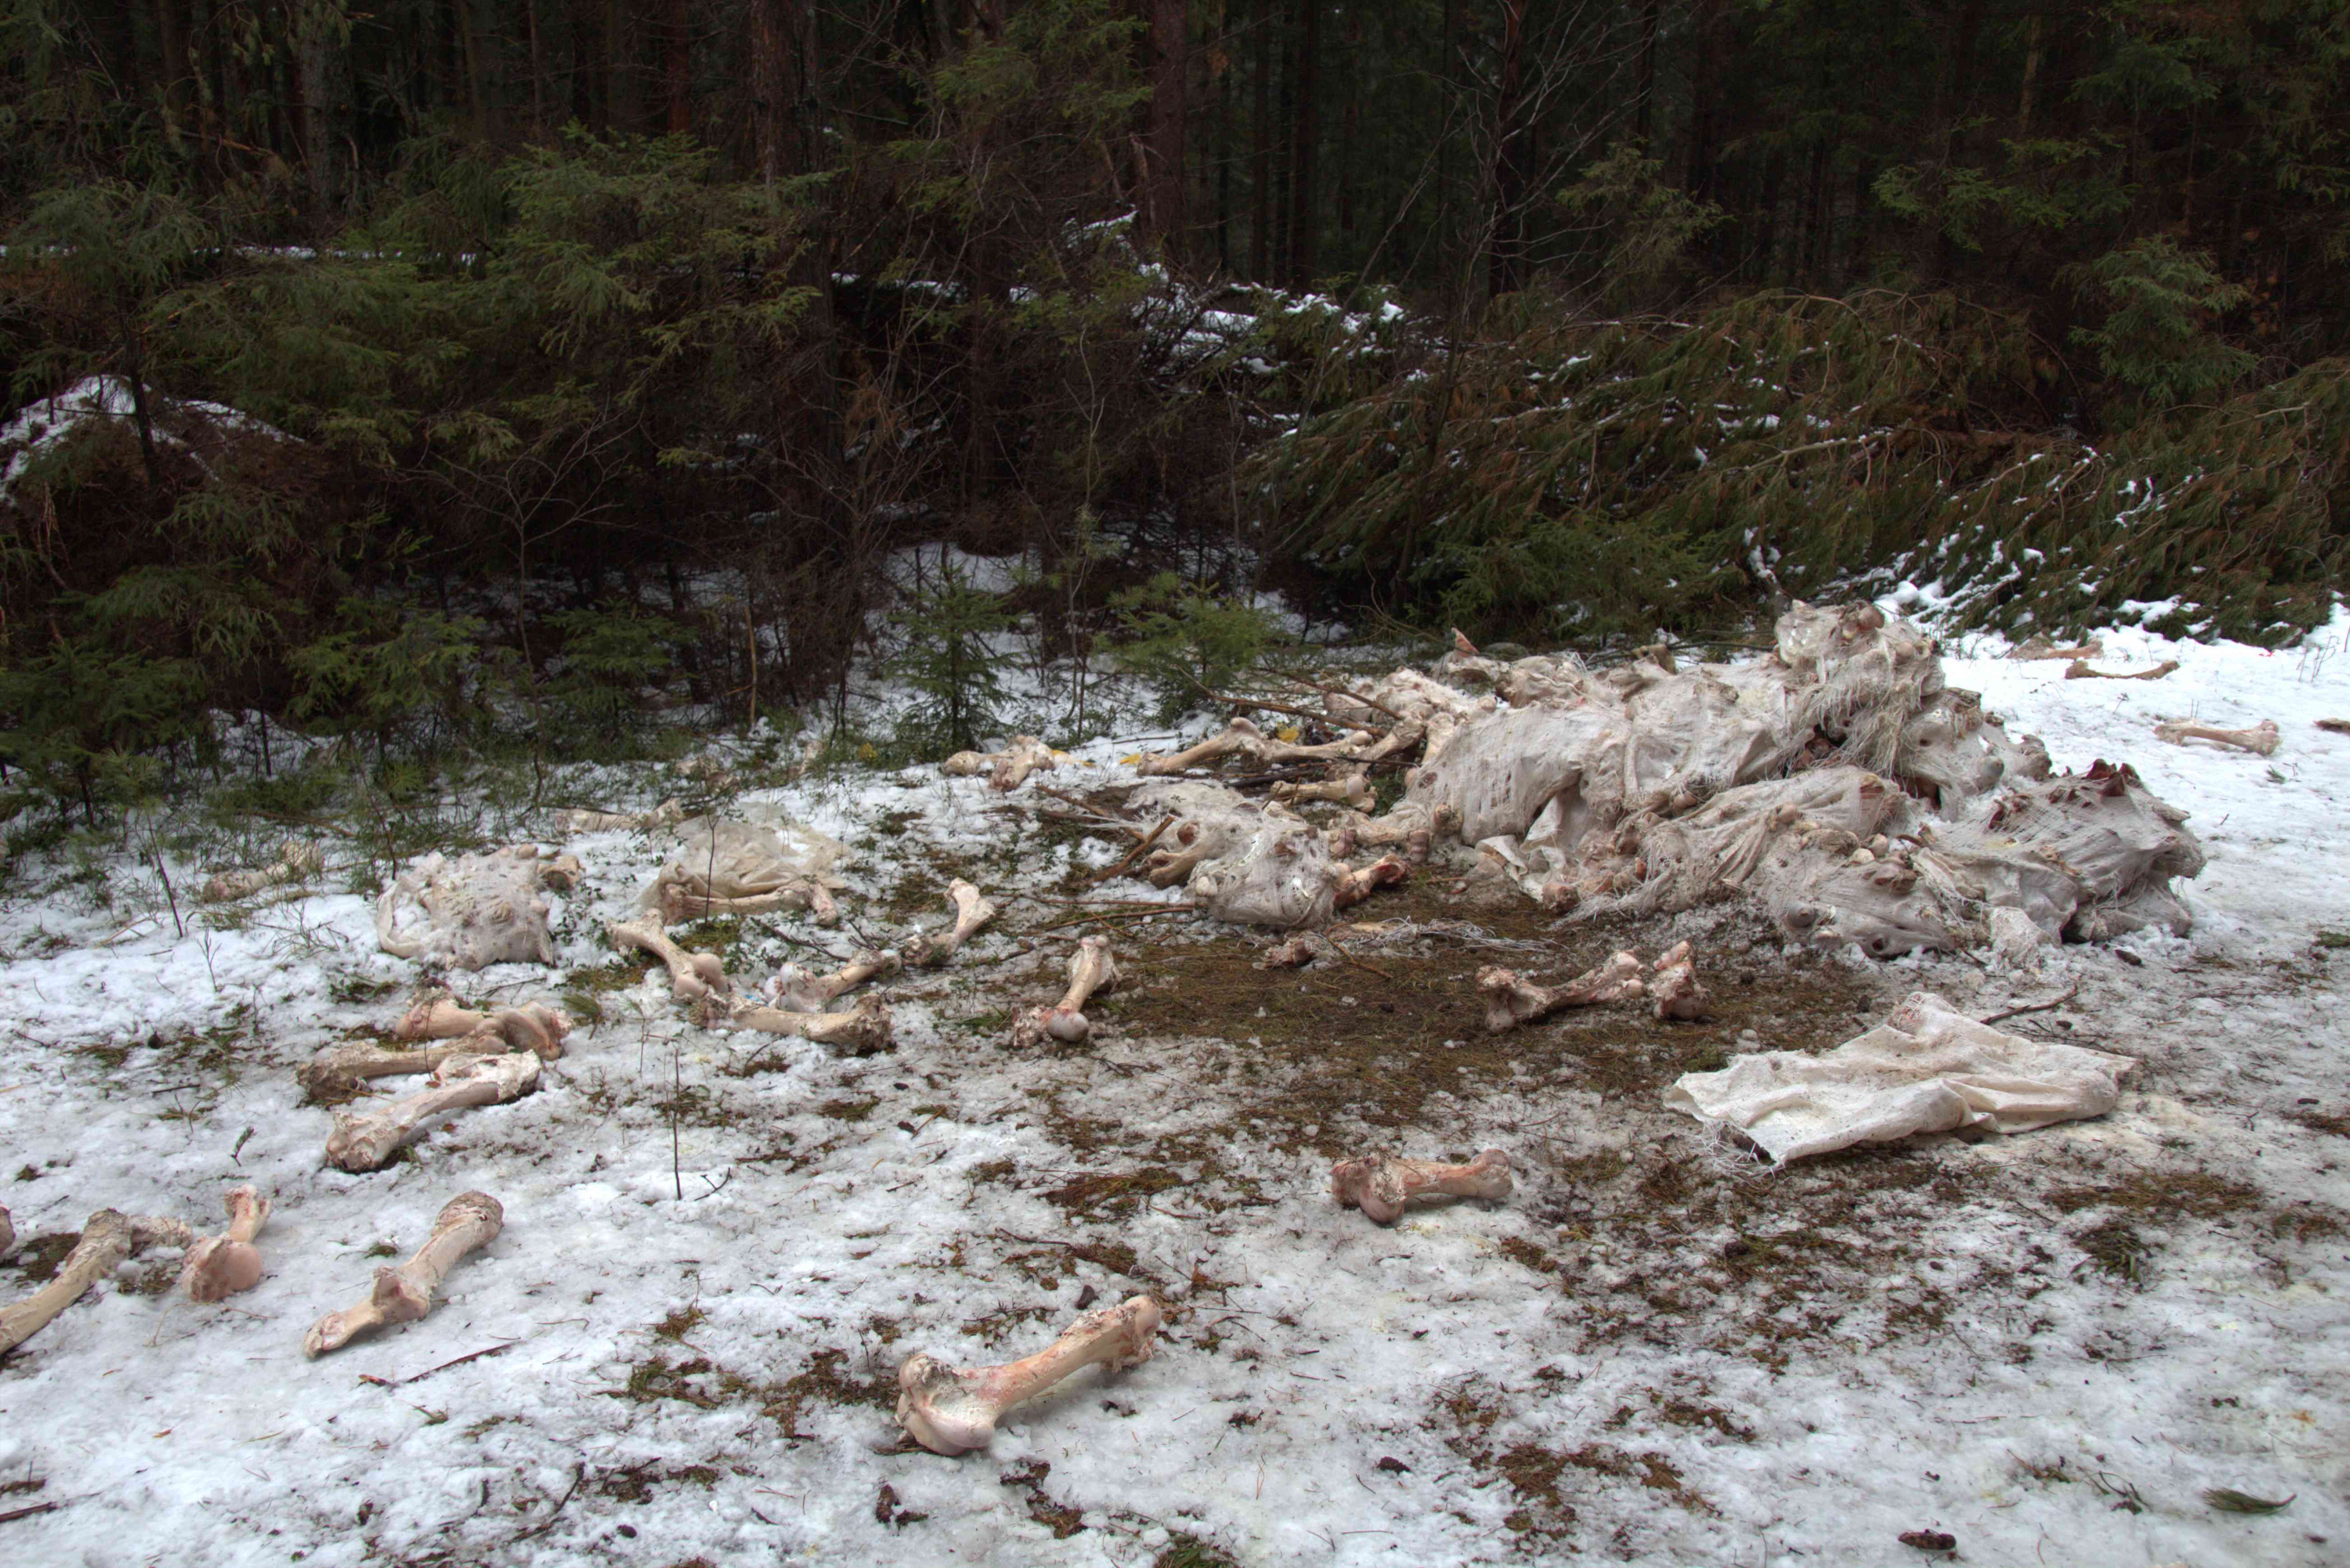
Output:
[1011, 936, 1119, 1047]
[1648, 940, 1708, 1021]
[180, 1185, 271, 1303]
[719, 994, 893, 1053]
[2154, 718, 2279, 756]
[607, 916, 733, 1001]
[895, 1295, 1162, 1455]
[303, 1192, 503, 1357]
[393, 994, 570, 1060]
[200, 839, 324, 904]
[325, 1052, 541, 1172]
[906, 879, 997, 967]
[767, 949, 900, 1013]
[1478, 951, 1646, 1032]
[0, 1210, 194, 1353]
[1330, 1149, 1513, 1224]
[1333, 855, 1409, 909]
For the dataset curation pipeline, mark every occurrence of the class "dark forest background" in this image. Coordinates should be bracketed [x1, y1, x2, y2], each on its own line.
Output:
[1, 0, 2346, 815]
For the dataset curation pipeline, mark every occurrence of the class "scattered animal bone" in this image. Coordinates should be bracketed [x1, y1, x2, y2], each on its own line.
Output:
[943, 735, 1061, 791]
[765, 948, 901, 1013]
[896, 1294, 1163, 1455]
[376, 846, 560, 969]
[1, 1209, 194, 1353]
[607, 916, 732, 1001]
[1330, 1149, 1514, 1224]
[719, 994, 894, 1054]
[200, 839, 324, 903]
[179, 1185, 270, 1302]
[1262, 934, 1319, 968]
[905, 879, 998, 966]
[1011, 936, 1120, 1047]
[2008, 635, 2104, 661]
[298, 1034, 508, 1099]
[2317, 717, 2350, 736]
[1649, 940, 1707, 1021]
[535, 852, 585, 892]
[1136, 717, 1381, 776]
[393, 992, 571, 1059]
[1333, 854, 1409, 909]
[303, 1191, 503, 1357]
[2155, 718, 2280, 756]
[1271, 771, 1374, 811]
[559, 798, 685, 833]
[324, 1052, 541, 1172]
[0, 1202, 11, 1257]
[1478, 951, 1646, 1031]
[2065, 658, 2181, 681]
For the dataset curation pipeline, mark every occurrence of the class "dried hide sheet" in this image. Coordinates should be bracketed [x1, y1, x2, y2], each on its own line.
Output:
[375, 846, 561, 969]
[1664, 991, 2136, 1162]
[643, 811, 850, 923]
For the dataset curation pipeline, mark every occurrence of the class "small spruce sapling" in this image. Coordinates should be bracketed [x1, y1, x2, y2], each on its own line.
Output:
[1108, 573, 1278, 721]
[888, 563, 1014, 755]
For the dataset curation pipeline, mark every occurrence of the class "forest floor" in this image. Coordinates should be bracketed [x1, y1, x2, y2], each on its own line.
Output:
[0, 609, 2345, 1567]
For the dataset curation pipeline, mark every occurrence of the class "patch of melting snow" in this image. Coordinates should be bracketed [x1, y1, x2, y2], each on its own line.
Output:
[0, 613, 2343, 1565]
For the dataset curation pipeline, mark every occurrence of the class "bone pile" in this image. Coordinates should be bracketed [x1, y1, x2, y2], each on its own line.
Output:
[1129, 602, 2205, 958]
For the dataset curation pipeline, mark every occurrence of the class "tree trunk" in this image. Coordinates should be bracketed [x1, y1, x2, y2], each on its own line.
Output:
[526, 0, 548, 137]
[665, 0, 694, 135]
[2017, 12, 2043, 136]
[1485, 0, 1528, 300]
[1285, 0, 1319, 286]
[1636, 0, 1657, 143]
[1250, 0, 1271, 277]
[1144, 0, 1189, 250]
[296, 12, 336, 229]
[754, 0, 805, 182]
[1335, 7, 1358, 240]
[155, 0, 194, 143]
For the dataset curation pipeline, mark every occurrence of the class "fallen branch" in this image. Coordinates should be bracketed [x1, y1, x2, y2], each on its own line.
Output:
[1981, 981, 2081, 1024]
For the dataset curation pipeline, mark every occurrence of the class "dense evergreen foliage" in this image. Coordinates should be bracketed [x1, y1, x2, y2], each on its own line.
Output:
[0, 0, 2344, 814]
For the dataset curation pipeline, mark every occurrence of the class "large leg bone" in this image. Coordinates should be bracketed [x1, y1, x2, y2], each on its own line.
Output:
[1272, 771, 1374, 811]
[896, 1294, 1162, 1455]
[180, 1185, 270, 1302]
[1332, 855, 1409, 909]
[1479, 951, 1646, 1032]
[303, 1191, 503, 1357]
[766, 948, 901, 1013]
[1135, 721, 1261, 776]
[2155, 718, 2280, 756]
[1330, 1149, 1513, 1224]
[200, 840, 324, 903]
[1648, 940, 1708, 1021]
[905, 879, 998, 967]
[393, 993, 570, 1060]
[325, 1052, 541, 1172]
[719, 993, 894, 1053]
[0, 1210, 194, 1353]
[1011, 936, 1120, 1047]
[608, 916, 732, 1001]
[300, 1031, 508, 1098]
[658, 878, 839, 927]
[559, 798, 684, 833]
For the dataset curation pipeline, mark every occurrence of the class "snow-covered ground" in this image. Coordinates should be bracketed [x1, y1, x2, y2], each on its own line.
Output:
[1, 611, 2345, 1567]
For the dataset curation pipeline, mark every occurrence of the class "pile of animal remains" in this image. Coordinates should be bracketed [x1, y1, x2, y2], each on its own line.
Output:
[1, 601, 2197, 1469]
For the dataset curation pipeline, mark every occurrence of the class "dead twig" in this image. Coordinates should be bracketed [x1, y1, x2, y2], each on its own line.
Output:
[1982, 981, 2081, 1024]
[358, 1341, 514, 1389]
[1090, 815, 1175, 883]
[1024, 904, 1195, 938]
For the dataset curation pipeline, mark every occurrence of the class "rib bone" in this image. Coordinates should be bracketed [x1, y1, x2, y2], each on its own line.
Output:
[720, 994, 893, 1053]
[2155, 718, 2280, 756]
[905, 879, 998, 966]
[1648, 940, 1708, 1021]
[303, 1191, 503, 1357]
[1330, 1149, 1514, 1224]
[325, 1052, 541, 1172]
[179, 1185, 271, 1302]
[766, 949, 900, 1013]
[1479, 951, 1646, 1032]
[393, 993, 570, 1060]
[608, 916, 732, 1001]
[0, 1210, 194, 1353]
[895, 1294, 1162, 1455]
[1011, 936, 1120, 1047]
[200, 839, 324, 903]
